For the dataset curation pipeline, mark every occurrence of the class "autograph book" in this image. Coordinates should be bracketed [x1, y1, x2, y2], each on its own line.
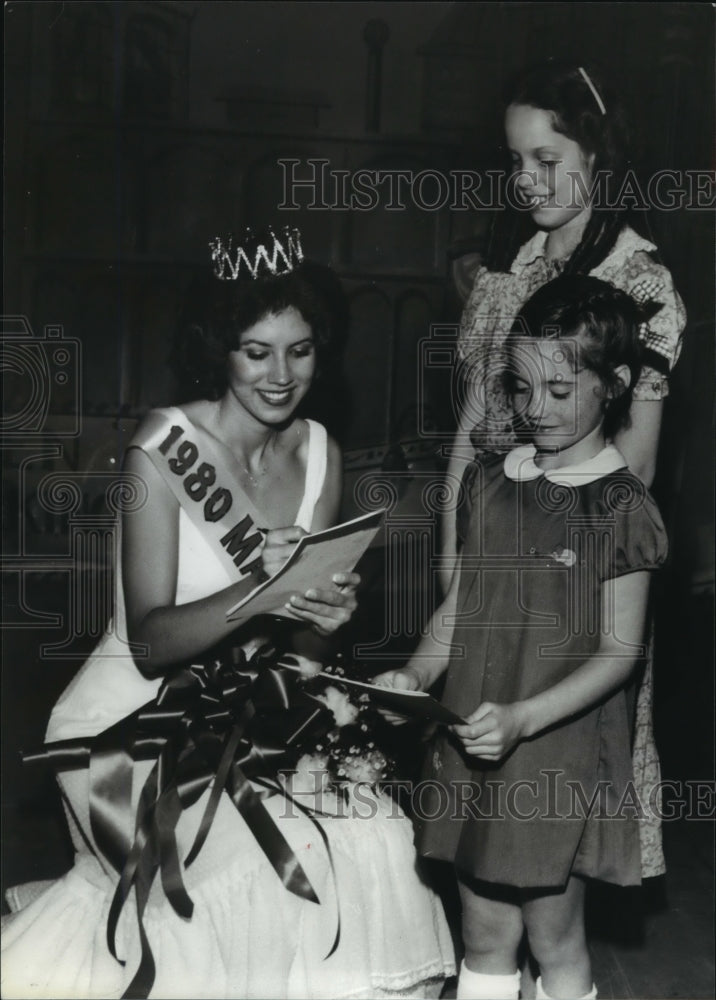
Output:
[226, 509, 385, 622]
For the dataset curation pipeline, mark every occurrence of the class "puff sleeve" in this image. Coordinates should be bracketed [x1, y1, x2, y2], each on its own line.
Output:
[599, 488, 669, 582]
[621, 251, 687, 400]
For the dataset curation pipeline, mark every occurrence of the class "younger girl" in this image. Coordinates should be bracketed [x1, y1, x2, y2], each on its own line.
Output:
[377, 275, 668, 1000]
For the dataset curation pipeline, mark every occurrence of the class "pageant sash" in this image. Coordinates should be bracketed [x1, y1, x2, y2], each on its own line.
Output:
[130, 408, 267, 580]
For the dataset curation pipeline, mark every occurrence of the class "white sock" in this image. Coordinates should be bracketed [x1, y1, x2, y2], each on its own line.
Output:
[457, 960, 521, 999]
[535, 975, 597, 999]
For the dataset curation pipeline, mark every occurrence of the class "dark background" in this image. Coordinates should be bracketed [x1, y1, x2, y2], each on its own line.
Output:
[2, 3, 714, 984]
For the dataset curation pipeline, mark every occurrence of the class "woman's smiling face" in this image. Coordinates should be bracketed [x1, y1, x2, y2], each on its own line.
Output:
[505, 103, 595, 233]
[226, 306, 316, 425]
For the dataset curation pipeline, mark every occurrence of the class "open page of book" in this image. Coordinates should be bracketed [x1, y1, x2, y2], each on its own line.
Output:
[226, 508, 385, 623]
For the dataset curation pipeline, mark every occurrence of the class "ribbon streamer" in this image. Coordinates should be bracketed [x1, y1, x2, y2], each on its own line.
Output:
[26, 645, 339, 999]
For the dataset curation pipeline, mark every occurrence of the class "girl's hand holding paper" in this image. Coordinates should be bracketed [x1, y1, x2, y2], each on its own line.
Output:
[451, 701, 527, 761]
[372, 668, 422, 725]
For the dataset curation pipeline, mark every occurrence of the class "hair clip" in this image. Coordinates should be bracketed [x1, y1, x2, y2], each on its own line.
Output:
[209, 226, 304, 281]
[578, 67, 606, 116]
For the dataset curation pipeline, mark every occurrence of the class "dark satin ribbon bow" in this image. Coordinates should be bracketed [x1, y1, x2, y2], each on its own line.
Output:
[26, 646, 340, 999]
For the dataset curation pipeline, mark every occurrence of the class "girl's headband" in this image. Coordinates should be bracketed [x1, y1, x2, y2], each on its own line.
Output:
[578, 67, 606, 115]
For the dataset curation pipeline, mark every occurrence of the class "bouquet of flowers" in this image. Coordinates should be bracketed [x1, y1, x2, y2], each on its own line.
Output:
[283, 653, 396, 797]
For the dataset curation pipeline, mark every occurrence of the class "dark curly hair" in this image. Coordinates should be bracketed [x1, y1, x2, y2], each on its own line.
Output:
[175, 256, 348, 401]
[506, 274, 644, 438]
[486, 60, 634, 275]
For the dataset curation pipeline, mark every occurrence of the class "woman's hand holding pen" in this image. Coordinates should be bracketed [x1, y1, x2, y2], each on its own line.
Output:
[260, 526, 360, 636]
[451, 701, 527, 761]
[260, 525, 305, 579]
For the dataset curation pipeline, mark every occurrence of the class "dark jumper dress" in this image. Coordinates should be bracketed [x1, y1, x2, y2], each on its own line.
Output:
[417, 448, 668, 889]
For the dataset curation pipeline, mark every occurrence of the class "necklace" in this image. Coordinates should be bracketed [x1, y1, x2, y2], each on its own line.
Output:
[207, 404, 278, 488]
[234, 433, 279, 487]
[236, 456, 265, 487]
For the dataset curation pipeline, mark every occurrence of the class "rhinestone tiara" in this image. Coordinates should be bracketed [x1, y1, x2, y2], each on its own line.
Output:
[209, 226, 304, 281]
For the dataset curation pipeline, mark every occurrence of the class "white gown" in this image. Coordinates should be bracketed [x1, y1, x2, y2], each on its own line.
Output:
[2, 415, 456, 1000]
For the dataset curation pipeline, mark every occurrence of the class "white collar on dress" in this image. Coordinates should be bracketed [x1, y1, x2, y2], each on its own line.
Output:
[510, 230, 549, 272]
[509, 225, 656, 275]
[503, 443, 628, 486]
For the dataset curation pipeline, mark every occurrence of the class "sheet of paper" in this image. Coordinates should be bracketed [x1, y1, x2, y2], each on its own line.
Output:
[226, 508, 385, 623]
[278, 664, 465, 725]
[314, 673, 467, 725]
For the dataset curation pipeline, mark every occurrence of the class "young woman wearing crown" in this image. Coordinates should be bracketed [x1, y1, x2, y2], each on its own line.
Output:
[1, 229, 455, 999]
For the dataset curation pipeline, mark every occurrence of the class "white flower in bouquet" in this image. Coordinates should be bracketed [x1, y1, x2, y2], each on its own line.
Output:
[340, 749, 389, 785]
[285, 654, 323, 678]
[314, 685, 359, 727]
[287, 752, 332, 796]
